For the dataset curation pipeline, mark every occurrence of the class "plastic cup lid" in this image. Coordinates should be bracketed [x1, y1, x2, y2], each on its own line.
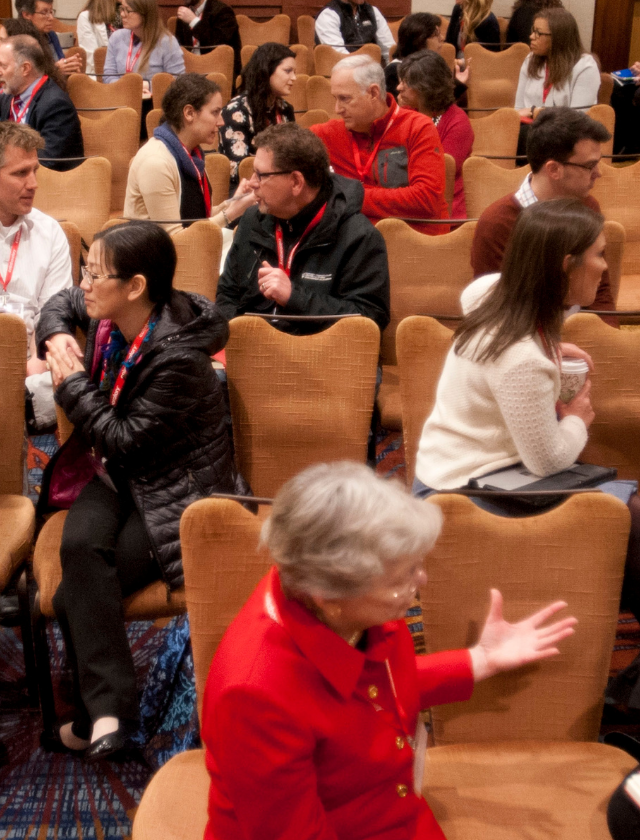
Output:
[560, 356, 589, 374]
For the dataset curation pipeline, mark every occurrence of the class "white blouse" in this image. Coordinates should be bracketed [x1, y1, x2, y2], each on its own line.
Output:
[76, 10, 110, 76]
[515, 52, 601, 110]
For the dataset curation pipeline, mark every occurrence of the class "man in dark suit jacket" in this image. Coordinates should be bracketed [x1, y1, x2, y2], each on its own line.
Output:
[175, 0, 242, 80]
[0, 35, 83, 171]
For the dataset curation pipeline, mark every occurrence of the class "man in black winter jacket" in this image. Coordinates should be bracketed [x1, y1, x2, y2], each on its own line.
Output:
[215, 122, 390, 337]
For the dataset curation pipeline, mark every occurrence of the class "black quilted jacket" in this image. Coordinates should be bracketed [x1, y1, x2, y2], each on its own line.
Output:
[37, 287, 235, 590]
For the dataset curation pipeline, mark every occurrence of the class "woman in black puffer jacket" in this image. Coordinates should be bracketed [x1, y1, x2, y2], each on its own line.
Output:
[37, 221, 234, 761]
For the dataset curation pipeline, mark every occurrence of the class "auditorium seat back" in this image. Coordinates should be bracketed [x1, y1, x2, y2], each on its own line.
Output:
[463, 42, 530, 117]
[463, 155, 531, 218]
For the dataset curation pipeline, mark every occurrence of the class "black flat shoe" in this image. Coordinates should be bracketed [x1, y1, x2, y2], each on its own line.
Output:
[41, 720, 91, 753]
[84, 729, 127, 763]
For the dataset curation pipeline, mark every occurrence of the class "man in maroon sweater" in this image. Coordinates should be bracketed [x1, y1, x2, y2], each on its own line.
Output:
[471, 107, 617, 323]
[311, 53, 449, 235]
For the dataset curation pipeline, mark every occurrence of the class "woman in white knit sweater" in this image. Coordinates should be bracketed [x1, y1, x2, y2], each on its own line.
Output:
[515, 7, 600, 117]
[415, 198, 605, 495]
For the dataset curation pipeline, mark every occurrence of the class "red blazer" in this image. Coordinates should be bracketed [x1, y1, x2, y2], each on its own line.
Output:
[311, 95, 450, 235]
[201, 567, 474, 840]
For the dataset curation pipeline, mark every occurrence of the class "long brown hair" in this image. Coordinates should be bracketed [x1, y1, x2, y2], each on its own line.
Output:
[527, 7, 584, 88]
[83, 0, 117, 25]
[453, 199, 604, 363]
[463, 0, 494, 43]
[126, 0, 167, 73]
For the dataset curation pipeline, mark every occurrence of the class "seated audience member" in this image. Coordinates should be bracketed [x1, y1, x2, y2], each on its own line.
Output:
[314, 0, 395, 64]
[0, 122, 72, 429]
[414, 198, 640, 616]
[385, 12, 443, 100]
[446, 0, 500, 56]
[202, 460, 576, 840]
[103, 0, 185, 89]
[506, 0, 563, 46]
[515, 7, 599, 117]
[1, 17, 68, 89]
[36, 220, 235, 761]
[125, 74, 256, 237]
[471, 107, 615, 322]
[219, 43, 295, 189]
[175, 0, 241, 80]
[311, 55, 449, 234]
[15, 0, 83, 76]
[608, 768, 640, 839]
[611, 60, 640, 156]
[397, 49, 474, 218]
[77, 0, 121, 76]
[0, 35, 84, 170]
[216, 122, 390, 335]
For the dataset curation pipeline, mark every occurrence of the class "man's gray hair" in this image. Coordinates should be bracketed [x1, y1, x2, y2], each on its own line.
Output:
[261, 461, 442, 599]
[8, 35, 46, 75]
[332, 54, 386, 99]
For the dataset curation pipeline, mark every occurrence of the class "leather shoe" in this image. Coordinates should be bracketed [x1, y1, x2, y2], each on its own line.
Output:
[84, 729, 127, 763]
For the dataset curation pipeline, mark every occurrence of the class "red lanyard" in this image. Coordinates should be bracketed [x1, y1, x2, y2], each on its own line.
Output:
[350, 102, 399, 182]
[101, 317, 152, 406]
[125, 32, 142, 73]
[274, 203, 327, 277]
[10, 75, 48, 123]
[275, 104, 283, 124]
[384, 659, 414, 743]
[0, 227, 22, 294]
[537, 325, 559, 367]
[542, 64, 552, 104]
[179, 141, 211, 216]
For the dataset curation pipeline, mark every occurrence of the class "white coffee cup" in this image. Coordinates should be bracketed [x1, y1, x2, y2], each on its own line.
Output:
[559, 357, 589, 403]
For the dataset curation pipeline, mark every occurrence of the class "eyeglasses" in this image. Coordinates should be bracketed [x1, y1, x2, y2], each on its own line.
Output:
[531, 28, 552, 38]
[562, 159, 601, 172]
[251, 169, 293, 183]
[81, 267, 120, 287]
[34, 7, 56, 16]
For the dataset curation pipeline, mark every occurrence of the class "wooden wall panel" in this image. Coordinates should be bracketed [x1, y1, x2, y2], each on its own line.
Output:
[592, 0, 635, 72]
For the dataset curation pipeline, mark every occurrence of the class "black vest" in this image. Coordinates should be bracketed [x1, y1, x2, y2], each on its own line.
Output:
[323, 0, 378, 50]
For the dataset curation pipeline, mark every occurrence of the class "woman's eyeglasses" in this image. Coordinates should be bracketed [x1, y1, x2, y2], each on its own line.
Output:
[81, 267, 120, 288]
[531, 28, 552, 38]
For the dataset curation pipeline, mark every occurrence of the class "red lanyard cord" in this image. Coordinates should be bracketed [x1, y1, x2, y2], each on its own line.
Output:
[100, 316, 155, 406]
[350, 102, 399, 182]
[274, 203, 327, 278]
[0, 226, 22, 294]
[179, 141, 211, 216]
[11, 75, 48, 123]
[125, 32, 142, 73]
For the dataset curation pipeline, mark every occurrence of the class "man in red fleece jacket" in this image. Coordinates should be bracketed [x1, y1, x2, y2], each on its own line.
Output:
[311, 53, 450, 235]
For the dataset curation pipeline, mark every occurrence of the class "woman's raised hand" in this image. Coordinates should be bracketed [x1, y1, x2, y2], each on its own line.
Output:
[469, 589, 577, 682]
[454, 57, 470, 86]
[225, 178, 258, 222]
[176, 5, 196, 22]
[556, 379, 595, 428]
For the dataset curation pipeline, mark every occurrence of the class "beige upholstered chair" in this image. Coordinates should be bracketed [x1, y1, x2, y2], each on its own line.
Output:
[586, 103, 615, 157]
[375, 221, 474, 430]
[181, 44, 234, 80]
[237, 155, 255, 182]
[599, 72, 614, 106]
[79, 107, 139, 215]
[33, 157, 112, 245]
[443, 153, 456, 217]
[59, 221, 82, 285]
[296, 14, 315, 53]
[67, 72, 143, 121]
[314, 43, 381, 77]
[463, 155, 531, 218]
[225, 315, 380, 497]
[419, 492, 635, 840]
[562, 312, 640, 481]
[145, 108, 162, 137]
[172, 220, 223, 301]
[236, 13, 291, 47]
[93, 46, 106, 79]
[601, 218, 625, 307]
[243, 43, 310, 76]
[284, 73, 308, 113]
[132, 498, 273, 840]
[167, 15, 177, 34]
[205, 153, 231, 207]
[388, 17, 404, 43]
[0, 314, 36, 590]
[470, 107, 520, 169]
[296, 108, 330, 128]
[439, 42, 456, 73]
[151, 72, 174, 110]
[396, 315, 454, 486]
[592, 159, 640, 312]
[463, 42, 530, 116]
[205, 71, 231, 106]
[306, 74, 335, 114]
[496, 15, 509, 47]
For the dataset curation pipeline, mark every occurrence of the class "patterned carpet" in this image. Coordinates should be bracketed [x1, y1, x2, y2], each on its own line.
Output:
[1, 429, 638, 838]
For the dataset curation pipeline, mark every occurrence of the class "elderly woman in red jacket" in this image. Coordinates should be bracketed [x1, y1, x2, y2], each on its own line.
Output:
[201, 461, 576, 840]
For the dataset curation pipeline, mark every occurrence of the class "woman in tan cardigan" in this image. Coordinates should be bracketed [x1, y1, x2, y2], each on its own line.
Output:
[124, 73, 255, 237]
